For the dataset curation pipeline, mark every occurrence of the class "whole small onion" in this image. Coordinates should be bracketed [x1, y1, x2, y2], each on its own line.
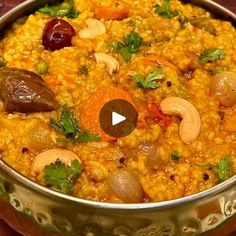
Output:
[209, 72, 236, 107]
[139, 142, 163, 170]
[106, 169, 144, 203]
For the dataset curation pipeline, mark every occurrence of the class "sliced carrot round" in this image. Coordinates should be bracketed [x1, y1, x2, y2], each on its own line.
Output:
[79, 86, 137, 141]
[94, 3, 130, 20]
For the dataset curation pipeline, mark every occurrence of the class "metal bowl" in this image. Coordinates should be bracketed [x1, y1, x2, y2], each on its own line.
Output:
[0, 1, 236, 235]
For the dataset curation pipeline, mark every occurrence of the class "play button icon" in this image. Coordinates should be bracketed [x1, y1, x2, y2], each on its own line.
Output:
[99, 99, 138, 138]
[112, 112, 126, 126]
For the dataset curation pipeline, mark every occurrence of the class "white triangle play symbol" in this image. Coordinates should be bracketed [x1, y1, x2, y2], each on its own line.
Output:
[112, 111, 126, 126]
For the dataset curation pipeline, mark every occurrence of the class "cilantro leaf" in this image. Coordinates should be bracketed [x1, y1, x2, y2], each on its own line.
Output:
[171, 150, 180, 162]
[111, 32, 143, 62]
[38, 0, 80, 19]
[110, 41, 124, 52]
[212, 155, 234, 182]
[49, 105, 78, 139]
[76, 130, 101, 142]
[49, 105, 100, 142]
[133, 69, 164, 89]
[120, 47, 133, 62]
[154, 0, 178, 19]
[123, 32, 143, 54]
[44, 160, 83, 194]
[199, 48, 225, 63]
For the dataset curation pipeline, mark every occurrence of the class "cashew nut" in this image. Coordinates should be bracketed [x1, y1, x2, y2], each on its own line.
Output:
[79, 18, 106, 39]
[95, 53, 120, 75]
[30, 148, 81, 177]
[160, 97, 201, 144]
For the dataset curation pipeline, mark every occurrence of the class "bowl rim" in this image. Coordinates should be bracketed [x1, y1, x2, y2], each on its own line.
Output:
[0, 0, 236, 210]
[1, 158, 236, 210]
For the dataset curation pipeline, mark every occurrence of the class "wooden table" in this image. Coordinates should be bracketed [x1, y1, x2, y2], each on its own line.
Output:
[0, 0, 235, 235]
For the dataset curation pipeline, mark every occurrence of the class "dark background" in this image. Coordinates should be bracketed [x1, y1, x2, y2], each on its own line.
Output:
[0, 0, 235, 235]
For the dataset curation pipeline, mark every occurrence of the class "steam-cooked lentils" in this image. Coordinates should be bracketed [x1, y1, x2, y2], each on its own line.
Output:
[0, 0, 235, 203]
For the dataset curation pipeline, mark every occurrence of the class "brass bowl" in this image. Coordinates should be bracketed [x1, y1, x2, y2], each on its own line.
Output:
[0, 1, 235, 235]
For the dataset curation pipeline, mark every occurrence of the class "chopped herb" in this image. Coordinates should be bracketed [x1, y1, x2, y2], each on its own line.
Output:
[49, 105, 78, 139]
[199, 48, 225, 64]
[76, 130, 101, 142]
[133, 69, 164, 89]
[44, 159, 83, 194]
[171, 150, 180, 162]
[212, 66, 227, 75]
[120, 47, 133, 62]
[110, 41, 124, 52]
[111, 32, 143, 62]
[79, 65, 89, 76]
[38, 0, 80, 18]
[49, 105, 100, 142]
[211, 155, 234, 182]
[154, 0, 178, 19]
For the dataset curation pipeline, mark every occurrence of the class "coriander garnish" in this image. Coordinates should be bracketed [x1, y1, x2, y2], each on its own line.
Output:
[154, 0, 178, 19]
[199, 48, 225, 64]
[171, 150, 180, 162]
[211, 155, 234, 182]
[44, 159, 83, 194]
[133, 69, 164, 89]
[39, 0, 80, 18]
[111, 32, 143, 62]
[49, 105, 100, 142]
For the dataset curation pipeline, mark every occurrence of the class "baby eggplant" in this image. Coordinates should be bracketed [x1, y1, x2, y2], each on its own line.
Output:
[0, 68, 57, 113]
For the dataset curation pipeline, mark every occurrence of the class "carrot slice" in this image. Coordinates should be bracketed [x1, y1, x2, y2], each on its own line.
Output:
[94, 3, 130, 20]
[79, 86, 137, 141]
[143, 55, 182, 75]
